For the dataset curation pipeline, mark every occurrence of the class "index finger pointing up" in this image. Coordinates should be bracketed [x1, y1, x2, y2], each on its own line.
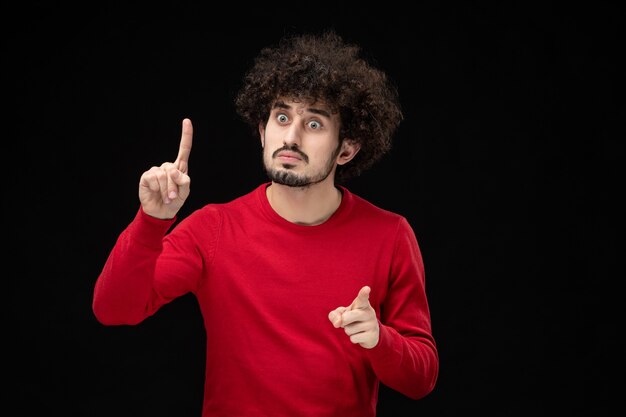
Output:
[175, 118, 193, 174]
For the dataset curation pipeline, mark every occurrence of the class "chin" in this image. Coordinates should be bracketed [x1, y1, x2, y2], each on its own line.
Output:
[267, 169, 311, 187]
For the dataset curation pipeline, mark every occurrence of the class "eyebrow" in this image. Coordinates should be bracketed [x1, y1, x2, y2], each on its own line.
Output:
[273, 101, 331, 118]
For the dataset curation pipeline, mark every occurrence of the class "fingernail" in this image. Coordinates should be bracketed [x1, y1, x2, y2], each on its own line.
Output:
[169, 191, 177, 199]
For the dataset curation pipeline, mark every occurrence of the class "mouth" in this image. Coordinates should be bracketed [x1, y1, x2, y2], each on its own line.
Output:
[276, 151, 303, 162]
[271, 145, 309, 163]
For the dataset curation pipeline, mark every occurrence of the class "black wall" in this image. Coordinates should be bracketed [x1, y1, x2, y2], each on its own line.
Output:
[6, 2, 624, 415]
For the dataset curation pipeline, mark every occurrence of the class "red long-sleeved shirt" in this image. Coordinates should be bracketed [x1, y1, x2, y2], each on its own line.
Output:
[93, 183, 438, 416]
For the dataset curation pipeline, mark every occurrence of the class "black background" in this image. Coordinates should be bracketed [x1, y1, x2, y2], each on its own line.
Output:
[5, 1, 624, 416]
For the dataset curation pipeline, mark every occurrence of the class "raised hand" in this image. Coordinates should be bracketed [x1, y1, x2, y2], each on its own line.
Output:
[328, 286, 380, 349]
[138, 118, 193, 219]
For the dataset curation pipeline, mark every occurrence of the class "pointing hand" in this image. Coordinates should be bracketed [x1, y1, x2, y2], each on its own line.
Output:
[138, 118, 193, 219]
[328, 286, 379, 349]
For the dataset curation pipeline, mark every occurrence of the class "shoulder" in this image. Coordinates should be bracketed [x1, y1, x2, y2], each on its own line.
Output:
[343, 186, 407, 227]
[180, 184, 264, 226]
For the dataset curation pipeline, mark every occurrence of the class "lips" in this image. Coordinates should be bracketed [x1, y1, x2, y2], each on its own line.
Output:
[276, 151, 303, 161]
[272, 145, 309, 163]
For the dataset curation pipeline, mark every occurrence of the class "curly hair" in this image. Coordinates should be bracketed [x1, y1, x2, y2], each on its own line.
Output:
[234, 30, 403, 181]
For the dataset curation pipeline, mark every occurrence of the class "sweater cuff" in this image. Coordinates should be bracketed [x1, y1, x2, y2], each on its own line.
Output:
[365, 322, 401, 365]
[127, 206, 177, 249]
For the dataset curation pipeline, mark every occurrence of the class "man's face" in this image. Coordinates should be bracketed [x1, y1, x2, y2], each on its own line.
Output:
[259, 98, 343, 188]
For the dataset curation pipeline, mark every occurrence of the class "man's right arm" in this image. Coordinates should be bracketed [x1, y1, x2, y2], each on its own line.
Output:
[92, 208, 176, 325]
[92, 118, 196, 325]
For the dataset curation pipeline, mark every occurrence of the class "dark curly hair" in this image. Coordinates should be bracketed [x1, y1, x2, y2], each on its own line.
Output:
[234, 30, 403, 181]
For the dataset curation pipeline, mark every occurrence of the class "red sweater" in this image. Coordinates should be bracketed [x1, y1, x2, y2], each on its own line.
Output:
[93, 183, 438, 416]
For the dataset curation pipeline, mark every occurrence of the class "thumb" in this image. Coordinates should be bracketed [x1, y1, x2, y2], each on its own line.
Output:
[350, 286, 371, 310]
[170, 168, 187, 185]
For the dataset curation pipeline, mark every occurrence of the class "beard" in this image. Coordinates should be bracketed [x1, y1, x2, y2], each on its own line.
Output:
[264, 143, 342, 188]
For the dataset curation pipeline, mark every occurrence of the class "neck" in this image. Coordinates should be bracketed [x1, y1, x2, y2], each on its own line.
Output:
[266, 179, 342, 226]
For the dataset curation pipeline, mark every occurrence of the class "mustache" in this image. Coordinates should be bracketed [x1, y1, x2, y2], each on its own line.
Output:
[272, 144, 309, 163]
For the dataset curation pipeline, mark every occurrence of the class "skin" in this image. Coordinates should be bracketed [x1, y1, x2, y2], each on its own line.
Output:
[138, 118, 192, 221]
[137, 105, 379, 349]
[328, 286, 379, 349]
[259, 98, 354, 226]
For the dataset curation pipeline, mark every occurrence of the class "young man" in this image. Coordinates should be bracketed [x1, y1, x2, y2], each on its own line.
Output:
[93, 31, 438, 416]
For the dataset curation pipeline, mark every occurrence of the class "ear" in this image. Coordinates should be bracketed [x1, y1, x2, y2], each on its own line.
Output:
[336, 139, 361, 166]
[258, 123, 266, 148]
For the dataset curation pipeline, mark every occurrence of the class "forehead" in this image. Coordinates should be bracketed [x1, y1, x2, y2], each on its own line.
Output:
[271, 98, 334, 117]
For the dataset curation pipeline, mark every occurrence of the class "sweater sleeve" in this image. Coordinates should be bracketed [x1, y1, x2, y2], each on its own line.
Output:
[92, 206, 209, 325]
[365, 217, 439, 400]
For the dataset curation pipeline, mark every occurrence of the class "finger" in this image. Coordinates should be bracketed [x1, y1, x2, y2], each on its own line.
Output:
[328, 306, 347, 328]
[349, 332, 371, 346]
[166, 168, 180, 201]
[350, 286, 371, 310]
[175, 118, 193, 173]
[154, 169, 171, 204]
[343, 321, 369, 337]
[140, 167, 163, 193]
[156, 163, 177, 203]
[339, 309, 368, 326]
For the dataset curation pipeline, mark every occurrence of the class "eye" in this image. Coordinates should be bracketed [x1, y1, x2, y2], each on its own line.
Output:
[308, 120, 322, 129]
[276, 113, 289, 124]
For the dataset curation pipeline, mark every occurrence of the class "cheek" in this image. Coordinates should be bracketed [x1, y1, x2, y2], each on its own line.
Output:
[308, 148, 335, 166]
[262, 125, 281, 147]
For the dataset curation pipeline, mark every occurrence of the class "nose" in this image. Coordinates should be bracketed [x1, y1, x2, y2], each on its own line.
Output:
[283, 120, 302, 147]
